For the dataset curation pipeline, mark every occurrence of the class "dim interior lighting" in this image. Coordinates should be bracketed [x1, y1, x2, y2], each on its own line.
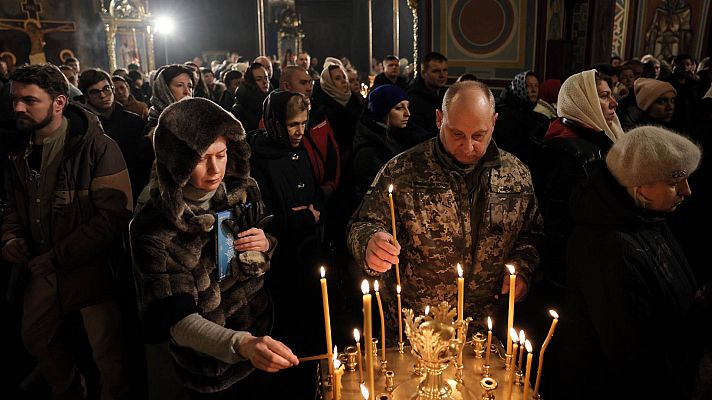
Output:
[155, 16, 175, 34]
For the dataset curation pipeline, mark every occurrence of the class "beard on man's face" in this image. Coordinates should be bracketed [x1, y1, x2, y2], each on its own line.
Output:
[15, 104, 53, 132]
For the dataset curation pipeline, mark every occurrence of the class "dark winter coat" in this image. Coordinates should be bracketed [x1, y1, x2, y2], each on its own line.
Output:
[2, 104, 133, 311]
[310, 81, 363, 160]
[563, 166, 701, 399]
[537, 117, 613, 288]
[371, 72, 409, 91]
[406, 76, 445, 142]
[231, 84, 267, 133]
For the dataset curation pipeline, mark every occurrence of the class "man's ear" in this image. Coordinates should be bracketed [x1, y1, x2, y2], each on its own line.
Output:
[436, 109, 443, 129]
[492, 112, 499, 127]
[54, 94, 68, 113]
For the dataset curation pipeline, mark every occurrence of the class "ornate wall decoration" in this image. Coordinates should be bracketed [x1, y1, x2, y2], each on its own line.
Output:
[99, 0, 155, 72]
[634, 0, 711, 60]
[612, 0, 628, 57]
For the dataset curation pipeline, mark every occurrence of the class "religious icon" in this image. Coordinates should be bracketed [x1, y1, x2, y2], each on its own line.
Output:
[644, 0, 693, 59]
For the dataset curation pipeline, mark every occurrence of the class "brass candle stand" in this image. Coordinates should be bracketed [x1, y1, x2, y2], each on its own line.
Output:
[472, 333, 486, 358]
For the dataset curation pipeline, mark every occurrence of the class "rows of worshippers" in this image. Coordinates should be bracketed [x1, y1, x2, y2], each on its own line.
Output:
[0, 48, 710, 400]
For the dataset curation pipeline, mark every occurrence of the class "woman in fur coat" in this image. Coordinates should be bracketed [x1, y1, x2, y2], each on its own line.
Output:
[131, 98, 298, 399]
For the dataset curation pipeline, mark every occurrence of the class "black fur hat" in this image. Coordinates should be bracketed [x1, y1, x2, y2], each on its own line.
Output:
[153, 97, 250, 231]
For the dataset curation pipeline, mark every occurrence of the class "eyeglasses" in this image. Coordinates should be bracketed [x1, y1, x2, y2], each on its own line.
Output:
[87, 85, 113, 97]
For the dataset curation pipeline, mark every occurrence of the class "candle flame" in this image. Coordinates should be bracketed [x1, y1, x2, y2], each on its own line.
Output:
[360, 383, 369, 399]
[354, 328, 360, 342]
[333, 345, 338, 360]
[397, 284, 401, 294]
[457, 263, 463, 277]
[374, 280, 379, 292]
[487, 317, 492, 331]
[549, 309, 559, 319]
[525, 340, 532, 353]
[509, 327, 519, 343]
[361, 280, 369, 294]
[388, 184, 393, 194]
[320, 266, 325, 278]
[334, 358, 341, 369]
[519, 330, 525, 344]
[506, 264, 516, 275]
[424, 305, 430, 316]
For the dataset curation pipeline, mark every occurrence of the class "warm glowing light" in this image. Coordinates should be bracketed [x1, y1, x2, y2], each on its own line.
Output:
[320, 266, 325, 278]
[333, 346, 338, 360]
[374, 280, 379, 292]
[549, 309, 559, 319]
[361, 280, 369, 295]
[487, 317, 492, 331]
[519, 330, 526, 344]
[397, 284, 401, 294]
[424, 305, 430, 316]
[525, 340, 533, 353]
[506, 264, 516, 275]
[354, 328, 360, 342]
[457, 263, 463, 277]
[360, 384, 369, 399]
[388, 184, 393, 194]
[510, 328, 519, 343]
[154, 16, 175, 34]
[334, 357, 341, 369]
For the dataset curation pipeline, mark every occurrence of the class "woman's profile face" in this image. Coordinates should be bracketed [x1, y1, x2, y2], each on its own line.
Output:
[388, 100, 410, 128]
[189, 136, 227, 191]
[169, 73, 194, 101]
[329, 68, 350, 94]
[637, 177, 692, 212]
[596, 80, 618, 124]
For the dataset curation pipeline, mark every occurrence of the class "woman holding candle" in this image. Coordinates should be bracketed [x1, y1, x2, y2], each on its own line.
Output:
[130, 98, 298, 399]
[562, 126, 703, 399]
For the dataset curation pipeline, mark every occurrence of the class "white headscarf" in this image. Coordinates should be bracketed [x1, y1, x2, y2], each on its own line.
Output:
[704, 83, 712, 99]
[558, 69, 624, 142]
[320, 57, 352, 107]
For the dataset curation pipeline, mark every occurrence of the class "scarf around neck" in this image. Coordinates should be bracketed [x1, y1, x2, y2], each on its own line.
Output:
[320, 57, 352, 107]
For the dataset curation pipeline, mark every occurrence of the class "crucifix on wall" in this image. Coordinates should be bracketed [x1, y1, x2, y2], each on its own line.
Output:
[0, 0, 76, 65]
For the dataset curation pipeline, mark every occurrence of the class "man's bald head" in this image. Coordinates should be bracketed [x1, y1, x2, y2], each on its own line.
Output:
[441, 80, 495, 119]
[254, 55, 273, 78]
[280, 65, 314, 97]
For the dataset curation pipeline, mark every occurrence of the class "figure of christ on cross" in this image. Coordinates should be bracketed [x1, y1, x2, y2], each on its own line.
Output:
[0, 0, 76, 64]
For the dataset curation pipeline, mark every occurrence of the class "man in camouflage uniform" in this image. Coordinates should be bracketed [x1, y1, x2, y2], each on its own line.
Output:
[348, 80, 543, 336]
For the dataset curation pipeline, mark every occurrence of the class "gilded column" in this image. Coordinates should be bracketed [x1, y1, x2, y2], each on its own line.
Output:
[146, 24, 156, 71]
[105, 22, 117, 73]
[407, 0, 418, 78]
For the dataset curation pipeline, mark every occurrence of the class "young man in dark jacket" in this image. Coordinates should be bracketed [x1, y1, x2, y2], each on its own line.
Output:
[2, 64, 134, 399]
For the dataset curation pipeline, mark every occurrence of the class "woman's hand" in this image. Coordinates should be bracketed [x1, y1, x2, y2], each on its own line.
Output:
[237, 335, 299, 372]
[234, 228, 270, 252]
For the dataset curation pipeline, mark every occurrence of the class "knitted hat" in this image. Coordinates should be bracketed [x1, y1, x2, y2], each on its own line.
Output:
[634, 78, 676, 111]
[368, 84, 408, 119]
[605, 126, 701, 187]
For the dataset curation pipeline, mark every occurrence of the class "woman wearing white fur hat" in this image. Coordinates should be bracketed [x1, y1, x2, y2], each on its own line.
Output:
[562, 126, 703, 399]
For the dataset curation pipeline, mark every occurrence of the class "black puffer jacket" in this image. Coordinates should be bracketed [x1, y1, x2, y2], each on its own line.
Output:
[562, 166, 701, 399]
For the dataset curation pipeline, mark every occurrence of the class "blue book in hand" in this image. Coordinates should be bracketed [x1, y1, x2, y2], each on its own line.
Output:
[214, 209, 235, 282]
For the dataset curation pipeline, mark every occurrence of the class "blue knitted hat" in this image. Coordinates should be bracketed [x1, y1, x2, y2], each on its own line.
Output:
[368, 84, 408, 119]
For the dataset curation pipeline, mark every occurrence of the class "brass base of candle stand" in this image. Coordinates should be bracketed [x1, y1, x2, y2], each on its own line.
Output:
[321, 343, 533, 400]
[398, 342, 404, 354]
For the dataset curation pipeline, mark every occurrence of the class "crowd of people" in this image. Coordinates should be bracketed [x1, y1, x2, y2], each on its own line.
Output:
[0, 47, 710, 400]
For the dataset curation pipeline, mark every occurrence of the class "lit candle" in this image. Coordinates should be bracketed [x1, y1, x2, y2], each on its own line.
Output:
[522, 340, 534, 400]
[507, 328, 519, 400]
[360, 383, 369, 400]
[533, 310, 559, 398]
[374, 280, 386, 362]
[333, 346, 344, 400]
[456, 263, 464, 322]
[505, 264, 516, 355]
[396, 284, 403, 345]
[388, 184, 401, 287]
[517, 330, 526, 370]
[424, 305, 430, 317]
[361, 280, 375, 400]
[485, 317, 493, 366]
[320, 267, 334, 377]
[354, 328, 363, 383]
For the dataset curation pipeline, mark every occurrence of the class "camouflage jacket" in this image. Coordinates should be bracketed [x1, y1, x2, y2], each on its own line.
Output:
[348, 137, 543, 335]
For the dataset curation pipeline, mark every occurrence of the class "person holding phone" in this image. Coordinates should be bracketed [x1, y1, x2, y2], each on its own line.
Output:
[130, 97, 297, 399]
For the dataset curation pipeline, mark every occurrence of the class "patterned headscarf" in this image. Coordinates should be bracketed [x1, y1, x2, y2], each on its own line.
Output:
[148, 64, 196, 125]
[510, 70, 532, 103]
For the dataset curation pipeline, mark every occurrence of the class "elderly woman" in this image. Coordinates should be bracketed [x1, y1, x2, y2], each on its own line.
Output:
[563, 126, 702, 398]
[536, 70, 624, 296]
[131, 98, 297, 399]
[246, 91, 323, 399]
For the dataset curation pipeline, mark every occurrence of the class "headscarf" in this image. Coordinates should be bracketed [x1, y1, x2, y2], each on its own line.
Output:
[704, 83, 712, 99]
[510, 71, 533, 103]
[263, 90, 305, 148]
[148, 64, 196, 125]
[539, 79, 562, 104]
[557, 69, 624, 142]
[320, 57, 352, 107]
